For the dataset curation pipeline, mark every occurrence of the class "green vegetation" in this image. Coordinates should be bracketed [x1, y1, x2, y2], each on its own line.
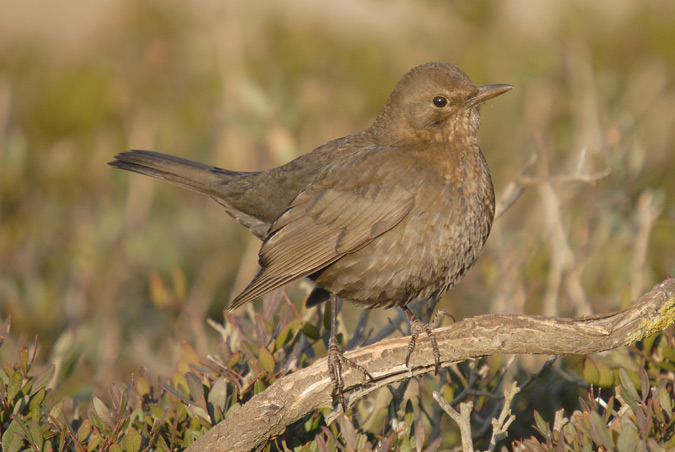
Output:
[1, 0, 673, 450]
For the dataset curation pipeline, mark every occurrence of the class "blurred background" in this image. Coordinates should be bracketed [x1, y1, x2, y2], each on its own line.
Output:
[0, 0, 673, 407]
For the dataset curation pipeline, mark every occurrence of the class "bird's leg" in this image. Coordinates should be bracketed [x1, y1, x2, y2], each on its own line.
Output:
[327, 295, 372, 411]
[402, 307, 452, 375]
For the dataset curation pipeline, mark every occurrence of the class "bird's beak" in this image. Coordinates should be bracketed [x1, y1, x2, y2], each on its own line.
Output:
[471, 84, 514, 105]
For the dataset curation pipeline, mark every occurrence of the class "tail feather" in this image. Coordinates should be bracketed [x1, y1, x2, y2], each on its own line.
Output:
[109, 150, 238, 198]
[110, 150, 271, 239]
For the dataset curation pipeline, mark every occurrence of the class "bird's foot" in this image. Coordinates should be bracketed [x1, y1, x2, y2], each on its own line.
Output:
[403, 308, 453, 374]
[328, 336, 373, 411]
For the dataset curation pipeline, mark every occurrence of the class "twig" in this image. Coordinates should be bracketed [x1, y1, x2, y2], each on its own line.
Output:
[432, 392, 474, 452]
[631, 189, 664, 300]
[493, 149, 611, 221]
[347, 310, 372, 349]
[518, 355, 557, 392]
[494, 152, 538, 221]
[552, 409, 568, 433]
[488, 382, 520, 452]
[368, 310, 406, 345]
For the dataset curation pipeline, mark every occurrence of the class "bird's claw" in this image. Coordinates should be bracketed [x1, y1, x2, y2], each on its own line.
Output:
[403, 307, 450, 374]
[328, 337, 372, 411]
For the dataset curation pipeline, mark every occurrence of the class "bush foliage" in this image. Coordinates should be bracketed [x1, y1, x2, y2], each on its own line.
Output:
[2, 308, 675, 451]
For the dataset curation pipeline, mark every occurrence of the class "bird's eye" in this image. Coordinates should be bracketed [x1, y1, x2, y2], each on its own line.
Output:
[433, 96, 448, 108]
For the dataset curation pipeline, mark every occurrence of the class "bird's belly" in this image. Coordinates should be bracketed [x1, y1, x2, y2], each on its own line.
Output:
[312, 193, 492, 309]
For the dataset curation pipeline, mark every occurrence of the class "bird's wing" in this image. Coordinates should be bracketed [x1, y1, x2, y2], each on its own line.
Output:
[229, 148, 415, 310]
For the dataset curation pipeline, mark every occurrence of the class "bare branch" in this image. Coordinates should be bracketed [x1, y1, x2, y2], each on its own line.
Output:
[631, 189, 665, 299]
[433, 393, 474, 452]
[186, 278, 675, 452]
[494, 152, 537, 221]
[493, 149, 611, 221]
[488, 382, 520, 452]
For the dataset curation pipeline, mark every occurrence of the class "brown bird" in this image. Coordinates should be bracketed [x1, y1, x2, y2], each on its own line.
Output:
[110, 62, 512, 409]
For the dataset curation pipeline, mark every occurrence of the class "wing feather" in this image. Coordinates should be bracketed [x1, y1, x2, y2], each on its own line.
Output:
[229, 146, 417, 310]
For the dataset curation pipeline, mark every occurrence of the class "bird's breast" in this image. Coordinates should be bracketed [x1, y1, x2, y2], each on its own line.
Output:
[312, 158, 495, 309]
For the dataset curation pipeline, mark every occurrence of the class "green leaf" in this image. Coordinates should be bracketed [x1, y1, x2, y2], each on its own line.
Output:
[304, 412, 321, 433]
[110, 384, 122, 411]
[441, 384, 454, 403]
[662, 345, 675, 364]
[254, 379, 266, 394]
[224, 402, 241, 419]
[87, 435, 102, 452]
[414, 419, 425, 452]
[77, 419, 93, 443]
[31, 364, 55, 395]
[136, 376, 151, 397]
[659, 386, 673, 417]
[240, 341, 259, 359]
[300, 322, 320, 341]
[258, 347, 276, 374]
[207, 377, 228, 415]
[638, 367, 649, 403]
[583, 360, 600, 385]
[257, 314, 275, 338]
[92, 396, 114, 429]
[316, 435, 331, 452]
[589, 411, 613, 450]
[7, 370, 23, 401]
[620, 386, 638, 412]
[161, 382, 192, 405]
[12, 394, 30, 415]
[616, 421, 637, 452]
[533, 411, 549, 436]
[20, 347, 29, 375]
[29, 388, 46, 419]
[633, 403, 649, 436]
[30, 420, 44, 451]
[188, 404, 211, 425]
[275, 319, 300, 350]
[355, 433, 369, 451]
[125, 428, 142, 452]
[619, 368, 639, 400]
[340, 416, 356, 448]
[602, 396, 615, 424]
[597, 363, 615, 387]
[404, 399, 414, 427]
[227, 352, 242, 369]
[185, 372, 205, 405]
[1, 419, 24, 452]
[50, 400, 63, 419]
[44, 438, 55, 452]
[89, 411, 108, 434]
[646, 438, 666, 452]
[619, 369, 639, 411]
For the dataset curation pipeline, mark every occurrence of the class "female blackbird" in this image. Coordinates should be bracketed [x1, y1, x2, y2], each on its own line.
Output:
[110, 62, 513, 409]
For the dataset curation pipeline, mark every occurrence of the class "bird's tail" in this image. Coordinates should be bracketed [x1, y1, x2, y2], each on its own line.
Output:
[109, 150, 239, 198]
[110, 150, 273, 239]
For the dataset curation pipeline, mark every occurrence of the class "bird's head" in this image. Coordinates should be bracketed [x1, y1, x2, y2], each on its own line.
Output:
[372, 62, 513, 144]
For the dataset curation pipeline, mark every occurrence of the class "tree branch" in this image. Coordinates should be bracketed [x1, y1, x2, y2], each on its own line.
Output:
[187, 278, 675, 452]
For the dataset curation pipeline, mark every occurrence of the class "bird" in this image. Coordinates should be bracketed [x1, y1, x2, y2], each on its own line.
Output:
[110, 62, 513, 409]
